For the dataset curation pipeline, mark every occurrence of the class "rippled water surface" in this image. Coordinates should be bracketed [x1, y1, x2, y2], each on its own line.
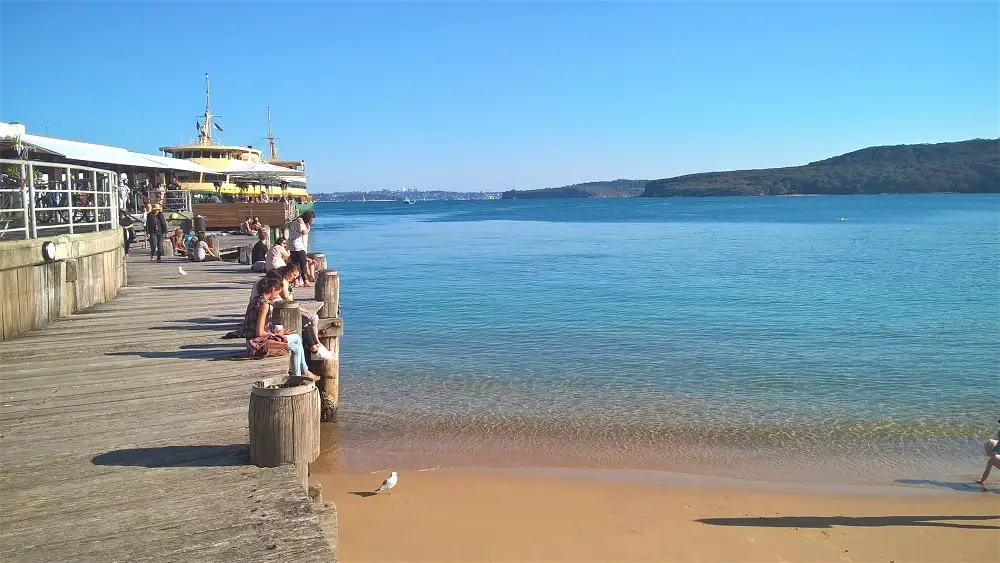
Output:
[309, 195, 1000, 484]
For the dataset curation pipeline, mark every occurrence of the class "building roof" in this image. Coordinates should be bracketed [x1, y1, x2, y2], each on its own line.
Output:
[0, 124, 214, 173]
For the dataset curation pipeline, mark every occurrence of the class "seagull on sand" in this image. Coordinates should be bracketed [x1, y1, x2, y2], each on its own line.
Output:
[375, 471, 398, 495]
[178, 266, 188, 276]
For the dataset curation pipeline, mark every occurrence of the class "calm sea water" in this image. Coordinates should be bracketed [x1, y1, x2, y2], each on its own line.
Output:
[309, 195, 1000, 485]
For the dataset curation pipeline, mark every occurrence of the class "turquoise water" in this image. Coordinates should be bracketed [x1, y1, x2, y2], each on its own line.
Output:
[310, 195, 1000, 484]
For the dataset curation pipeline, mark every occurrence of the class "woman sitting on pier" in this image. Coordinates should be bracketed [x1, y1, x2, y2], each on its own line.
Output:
[265, 237, 290, 271]
[243, 277, 319, 381]
[246, 265, 332, 360]
[170, 228, 187, 257]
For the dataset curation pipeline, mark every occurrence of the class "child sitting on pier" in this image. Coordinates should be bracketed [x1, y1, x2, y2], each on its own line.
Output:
[242, 277, 319, 381]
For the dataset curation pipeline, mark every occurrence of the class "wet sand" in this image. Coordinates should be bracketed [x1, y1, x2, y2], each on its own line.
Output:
[316, 468, 999, 562]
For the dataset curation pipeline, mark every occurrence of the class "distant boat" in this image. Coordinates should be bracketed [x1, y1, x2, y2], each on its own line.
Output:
[403, 197, 413, 204]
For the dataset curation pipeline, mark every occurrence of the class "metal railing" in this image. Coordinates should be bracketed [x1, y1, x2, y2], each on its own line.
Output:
[0, 158, 119, 240]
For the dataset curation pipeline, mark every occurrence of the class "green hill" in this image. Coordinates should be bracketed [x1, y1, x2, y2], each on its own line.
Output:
[640, 139, 999, 197]
[501, 179, 648, 199]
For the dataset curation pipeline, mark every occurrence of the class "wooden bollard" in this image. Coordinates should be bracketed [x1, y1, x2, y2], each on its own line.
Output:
[308, 252, 327, 273]
[238, 245, 252, 265]
[249, 376, 320, 490]
[271, 300, 301, 335]
[314, 270, 340, 422]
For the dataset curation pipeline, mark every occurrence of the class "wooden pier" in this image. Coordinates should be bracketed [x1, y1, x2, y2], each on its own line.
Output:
[0, 255, 337, 562]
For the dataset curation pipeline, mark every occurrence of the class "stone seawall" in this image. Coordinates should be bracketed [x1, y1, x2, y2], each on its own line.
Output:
[0, 229, 126, 340]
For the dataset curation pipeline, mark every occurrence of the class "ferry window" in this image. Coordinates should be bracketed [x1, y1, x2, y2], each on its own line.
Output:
[194, 151, 202, 159]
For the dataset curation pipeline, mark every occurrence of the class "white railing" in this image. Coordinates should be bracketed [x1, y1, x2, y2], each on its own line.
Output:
[0, 158, 119, 240]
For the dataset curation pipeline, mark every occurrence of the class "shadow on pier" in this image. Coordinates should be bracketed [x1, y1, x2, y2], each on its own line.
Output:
[106, 342, 243, 360]
[697, 514, 1000, 530]
[93, 444, 249, 468]
[151, 284, 252, 291]
[149, 314, 242, 332]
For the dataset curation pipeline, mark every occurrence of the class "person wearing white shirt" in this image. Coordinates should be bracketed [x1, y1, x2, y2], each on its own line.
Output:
[287, 210, 314, 285]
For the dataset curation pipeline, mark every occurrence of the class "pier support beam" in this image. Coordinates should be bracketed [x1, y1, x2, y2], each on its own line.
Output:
[313, 270, 340, 422]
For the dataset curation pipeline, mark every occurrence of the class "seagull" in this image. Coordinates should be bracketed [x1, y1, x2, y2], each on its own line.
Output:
[178, 266, 188, 276]
[374, 471, 398, 495]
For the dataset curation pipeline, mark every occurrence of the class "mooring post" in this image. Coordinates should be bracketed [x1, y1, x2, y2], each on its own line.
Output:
[313, 270, 341, 422]
[271, 300, 302, 336]
[248, 376, 321, 491]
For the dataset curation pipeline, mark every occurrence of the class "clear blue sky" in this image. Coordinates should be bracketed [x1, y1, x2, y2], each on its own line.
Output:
[2, 1, 997, 192]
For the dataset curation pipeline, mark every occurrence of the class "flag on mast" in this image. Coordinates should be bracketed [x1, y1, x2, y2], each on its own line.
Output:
[214, 122, 224, 132]
[196, 121, 201, 130]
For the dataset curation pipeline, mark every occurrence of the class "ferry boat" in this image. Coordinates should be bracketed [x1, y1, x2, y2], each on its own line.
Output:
[158, 74, 313, 229]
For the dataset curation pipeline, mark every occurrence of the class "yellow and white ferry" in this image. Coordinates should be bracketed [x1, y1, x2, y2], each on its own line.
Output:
[159, 74, 313, 228]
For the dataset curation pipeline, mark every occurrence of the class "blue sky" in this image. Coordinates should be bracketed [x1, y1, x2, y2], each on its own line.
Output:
[2, 1, 997, 192]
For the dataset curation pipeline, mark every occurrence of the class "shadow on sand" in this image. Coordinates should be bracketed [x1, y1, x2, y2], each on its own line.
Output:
[697, 514, 1000, 530]
[896, 479, 999, 495]
[93, 444, 249, 468]
[349, 491, 379, 498]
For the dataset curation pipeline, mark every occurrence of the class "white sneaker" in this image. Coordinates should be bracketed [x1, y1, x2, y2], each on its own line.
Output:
[315, 344, 334, 360]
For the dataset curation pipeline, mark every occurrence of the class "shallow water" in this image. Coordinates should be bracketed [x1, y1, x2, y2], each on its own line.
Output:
[309, 195, 1000, 484]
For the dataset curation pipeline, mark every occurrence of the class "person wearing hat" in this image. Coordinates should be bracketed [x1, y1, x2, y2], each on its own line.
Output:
[145, 204, 168, 263]
[976, 418, 1000, 485]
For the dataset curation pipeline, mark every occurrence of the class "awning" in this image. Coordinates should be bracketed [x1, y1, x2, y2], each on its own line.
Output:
[217, 160, 307, 177]
[21, 134, 156, 168]
[138, 154, 214, 173]
[19, 133, 215, 174]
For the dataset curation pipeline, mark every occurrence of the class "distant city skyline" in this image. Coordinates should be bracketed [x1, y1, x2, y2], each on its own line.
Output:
[1, 2, 997, 192]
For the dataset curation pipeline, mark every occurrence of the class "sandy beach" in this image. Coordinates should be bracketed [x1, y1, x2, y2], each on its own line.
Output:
[316, 468, 999, 562]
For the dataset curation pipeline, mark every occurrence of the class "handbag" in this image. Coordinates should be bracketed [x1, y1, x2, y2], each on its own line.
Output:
[248, 334, 289, 358]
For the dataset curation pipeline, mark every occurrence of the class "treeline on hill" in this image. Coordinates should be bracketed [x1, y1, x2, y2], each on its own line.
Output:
[502, 179, 648, 199]
[640, 139, 999, 197]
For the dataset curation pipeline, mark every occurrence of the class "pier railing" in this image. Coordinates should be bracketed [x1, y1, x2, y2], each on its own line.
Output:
[0, 158, 119, 240]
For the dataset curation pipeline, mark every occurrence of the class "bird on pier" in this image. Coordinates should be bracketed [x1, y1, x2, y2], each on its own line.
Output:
[178, 266, 188, 276]
[374, 471, 398, 495]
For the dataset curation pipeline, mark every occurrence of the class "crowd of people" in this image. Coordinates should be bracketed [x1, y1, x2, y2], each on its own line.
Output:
[236, 210, 332, 379]
[117, 173, 183, 214]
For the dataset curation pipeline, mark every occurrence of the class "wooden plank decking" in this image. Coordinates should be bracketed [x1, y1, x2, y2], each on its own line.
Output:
[0, 255, 337, 562]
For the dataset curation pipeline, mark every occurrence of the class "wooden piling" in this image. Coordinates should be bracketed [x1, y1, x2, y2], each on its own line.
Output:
[313, 270, 340, 421]
[271, 300, 302, 335]
[249, 376, 321, 490]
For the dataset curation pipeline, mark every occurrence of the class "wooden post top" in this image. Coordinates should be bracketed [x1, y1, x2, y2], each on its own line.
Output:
[251, 376, 316, 397]
[271, 299, 301, 312]
[307, 251, 325, 259]
[316, 269, 338, 277]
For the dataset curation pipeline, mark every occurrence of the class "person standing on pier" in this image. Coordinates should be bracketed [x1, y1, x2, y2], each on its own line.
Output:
[145, 204, 168, 263]
[288, 210, 314, 286]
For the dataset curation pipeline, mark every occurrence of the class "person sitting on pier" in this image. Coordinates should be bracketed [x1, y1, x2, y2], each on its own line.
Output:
[239, 216, 254, 235]
[265, 237, 290, 271]
[170, 228, 187, 257]
[189, 232, 218, 262]
[247, 265, 332, 360]
[243, 277, 319, 380]
[250, 231, 269, 272]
